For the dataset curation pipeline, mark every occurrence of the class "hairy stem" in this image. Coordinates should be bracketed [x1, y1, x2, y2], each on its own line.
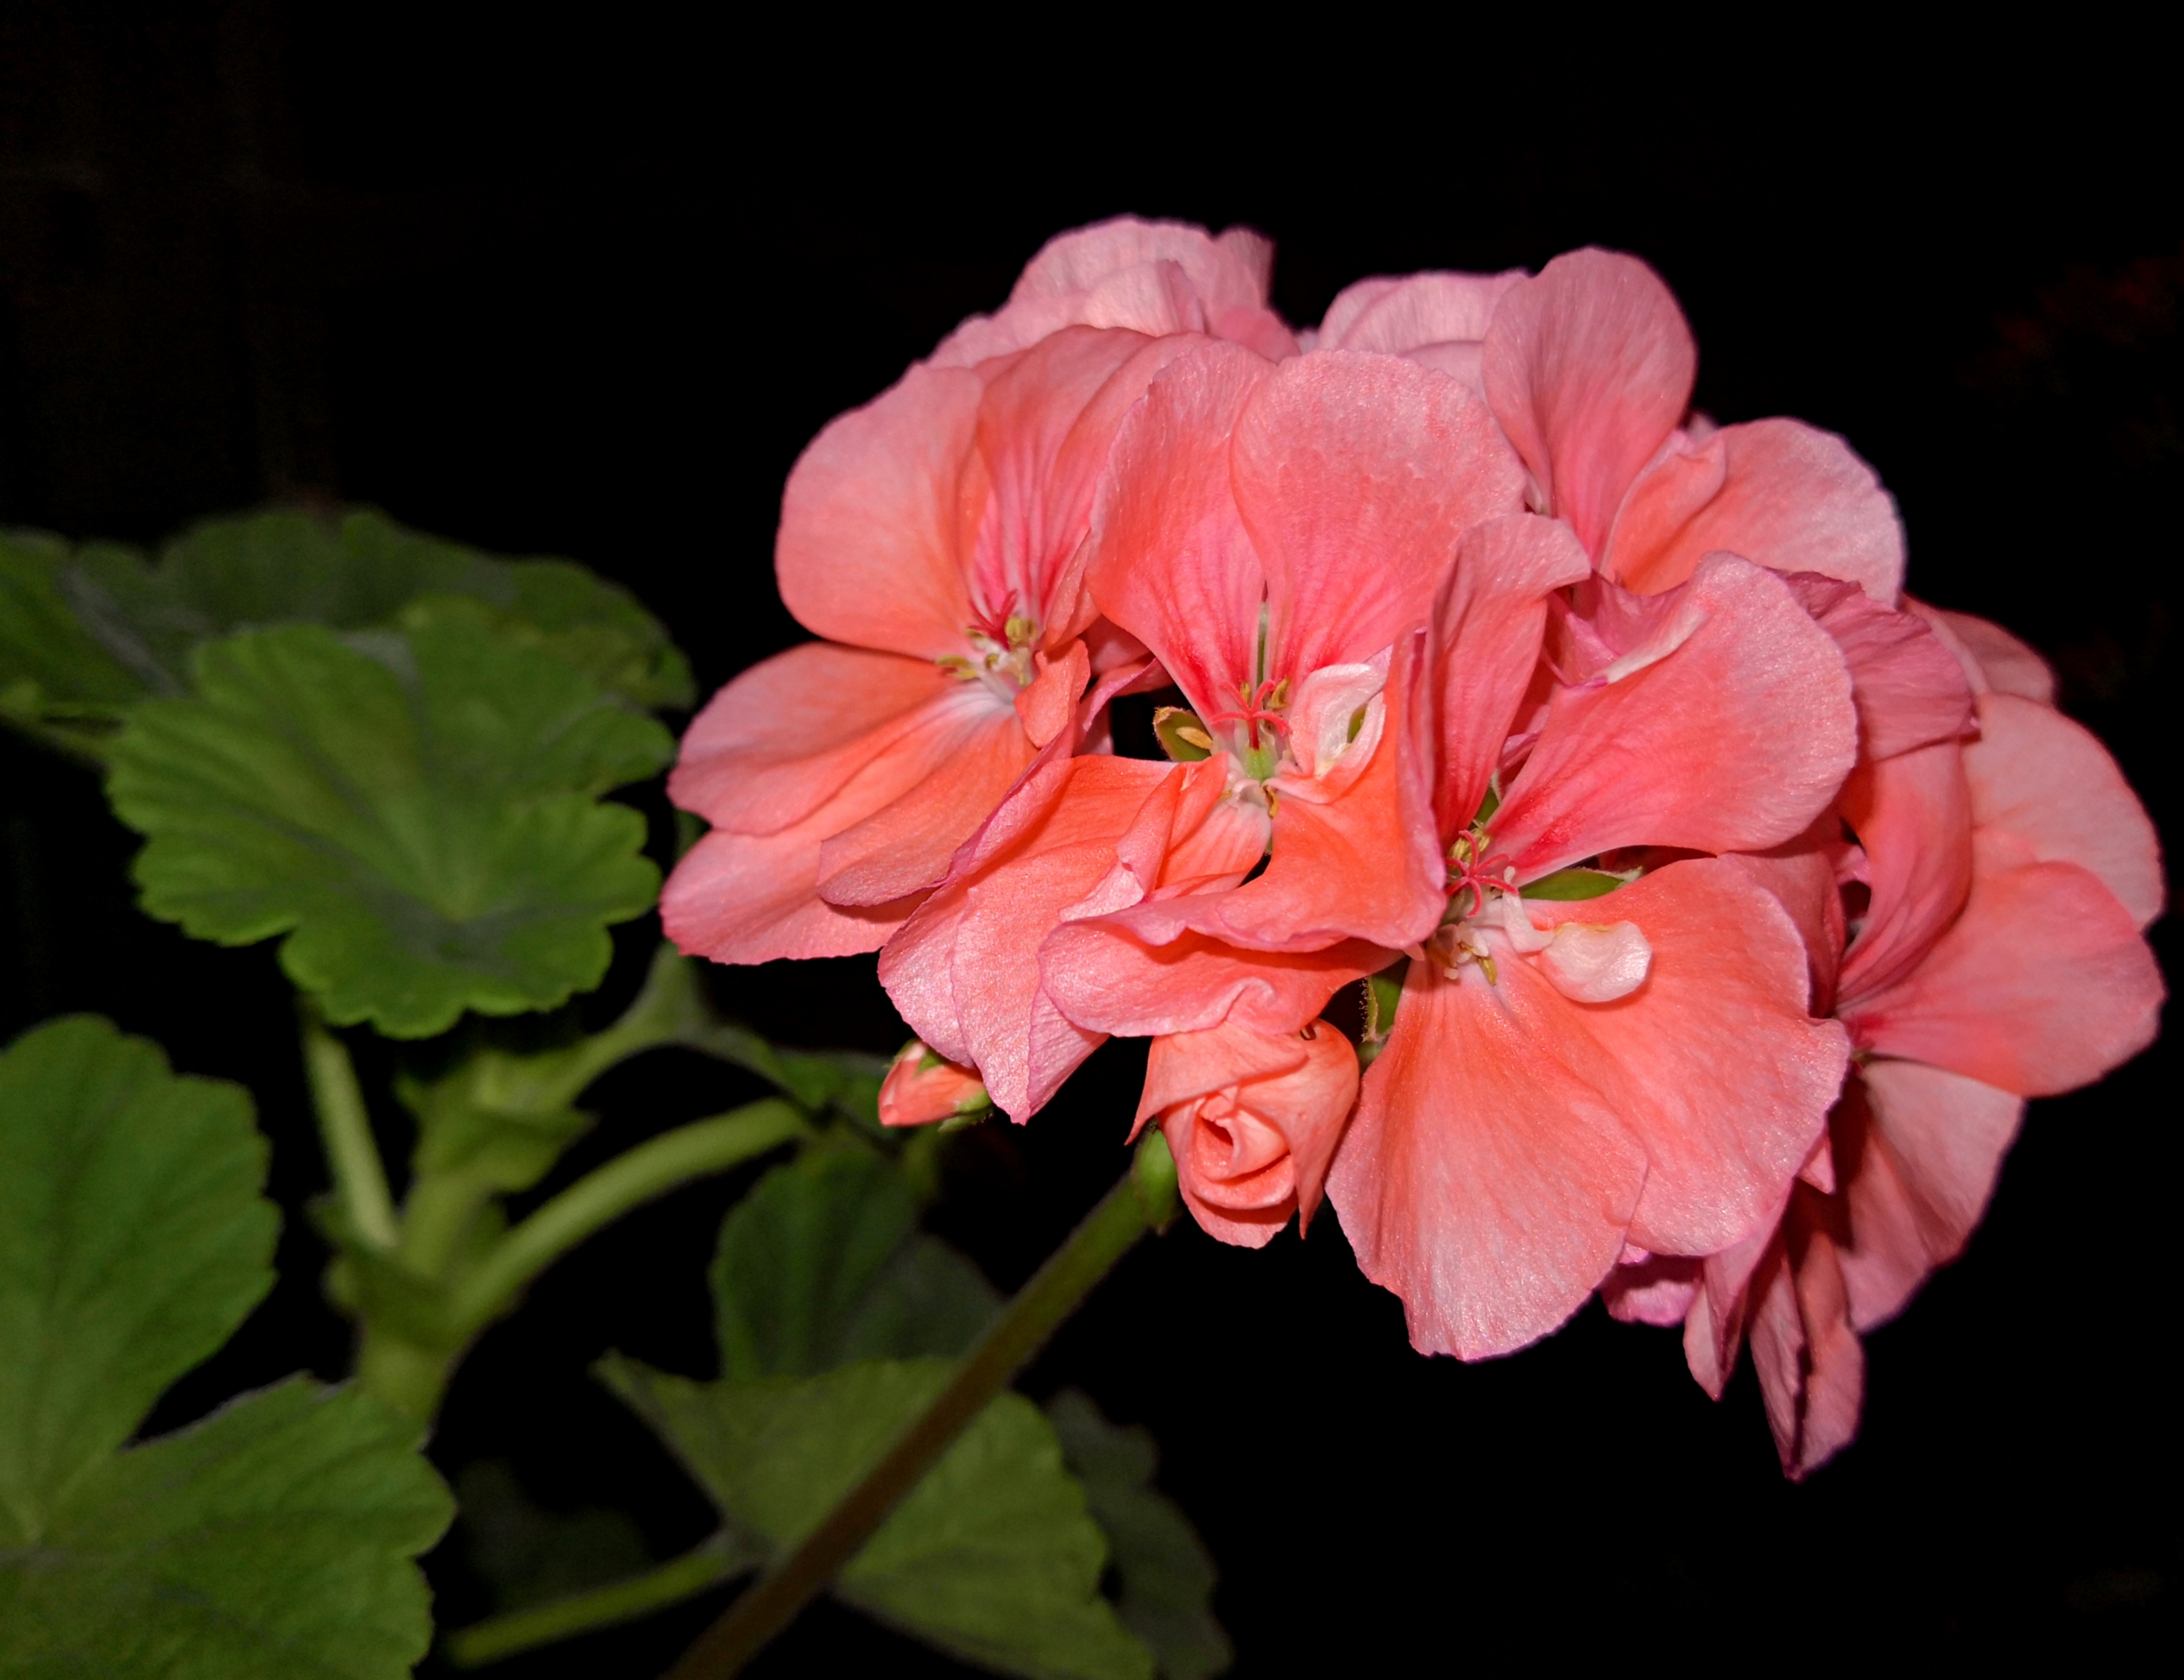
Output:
[299, 1005, 398, 1251]
[443, 1532, 760, 1668]
[666, 1129, 1181, 1680]
[446, 1099, 807, 1339]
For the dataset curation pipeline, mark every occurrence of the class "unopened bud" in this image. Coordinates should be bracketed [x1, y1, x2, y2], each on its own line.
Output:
[878, 1039, 991, 1128]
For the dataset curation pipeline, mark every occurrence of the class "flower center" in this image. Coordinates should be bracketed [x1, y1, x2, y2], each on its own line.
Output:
[936, 603, 1038, 695]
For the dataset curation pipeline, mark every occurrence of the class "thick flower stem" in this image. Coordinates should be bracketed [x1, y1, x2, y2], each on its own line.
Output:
[355, 1328, 453, 1423]
[443, 1532, 759, 1668]
[446, 1099, 807, 1341]
[665, 1129, 1181, 1680]
[298, 1005, 399, 1251]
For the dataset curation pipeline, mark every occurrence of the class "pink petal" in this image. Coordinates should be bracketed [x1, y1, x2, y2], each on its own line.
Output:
[1683, 1211, 1783, 1400]
[1602, 419, 1905, 603]
[670, 643, 970, 834]
[1965, 692, 2165, 929]
[1482, 249, 1696, 557]
[1747, 1188, 1864, 1480]
[1719, 817, 1847, 1013]
[1835, 743, 1973, 1005]
[1040, 920, 1387, 1039]
[1086, 341, 1273, 719]
[660, 822, 917, 966]
[1780, 573, 1974, 761]
[1328, 956, 1647, 1360]
[1907, 601, 2057, 704]
[1237, 351, 1528, 683]
[878, 1041, 990, 1128]
[1834, 1060, 2023, 1331]
[1518, 859, 1850, 1255]
[777, 360, 985, 659]
[1843, 859, 2164, 1095]
[1430, 513, 1594, 838]
[1491, 556, 1858, 877]
[1600, 1251, 1704, 1326]
[1314, 270, 1528, 385]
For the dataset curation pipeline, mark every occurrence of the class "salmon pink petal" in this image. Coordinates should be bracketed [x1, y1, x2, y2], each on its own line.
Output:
[670, 644, 968, 834]
[1519, 859, 1850, 1255]
[1843, 859, 2165, 1096]
[1747, 1188, 1864, 1480]
[1835, 1060, 2024, 1330]
[777, 360, 985, 659]
[1835, 743, 1973, 1004]
[1683, 1211, 1783, 1400]
[1238, 352, 1528, 682]
[1780, 574, 1974, 760]
[877, 1041, 991, 1128]
[1134, 1020, 1308, 1121]
[1601, 419, 1905, 603]
[1315, 270, 1528, 361]
[1720, 817, 1847, 1013]
[1041, 920, 1388, 1039]
[1328, 957, 1647, 1360]
[661, 822, 917, 966]
[1157, 1099, 1293, 1249]
[1491, 556, 1857, 877]
[1907, 600, 2058, 703]
[1086, 341, 1273, 719]
[1430, 513, 1593, 837]
[1965, 692, 2165, 929]
[1482, 249, 1696, 556]
[1600, 1250, 1704, 1326]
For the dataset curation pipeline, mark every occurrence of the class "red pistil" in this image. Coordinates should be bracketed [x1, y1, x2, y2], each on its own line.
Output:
[1445, 842, 1515, 919]
[1209, 679, 1292, 750]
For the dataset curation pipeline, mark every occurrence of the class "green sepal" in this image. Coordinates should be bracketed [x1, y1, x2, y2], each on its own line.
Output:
[1521, 866, 1633, 901]
[104, 616, 674, 1038]
[1152, 706, 1214, 763]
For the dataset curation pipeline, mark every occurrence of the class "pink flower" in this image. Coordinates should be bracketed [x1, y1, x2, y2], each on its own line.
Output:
[1619, 609, 2165, 1476]
[1134, 1018, 1359, 1248]
[1309, 268, 1526, 392]
[1482, 250, 1906, 603]
[1328, 519, 1861, 1360]
[877, 1040, 992, 1129]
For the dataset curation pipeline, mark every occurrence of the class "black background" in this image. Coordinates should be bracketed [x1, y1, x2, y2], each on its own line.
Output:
[2, 6, 2177, 1672]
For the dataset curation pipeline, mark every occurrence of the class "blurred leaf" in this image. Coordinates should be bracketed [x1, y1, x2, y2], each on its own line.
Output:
[600, 1357, 1151, 1680]
[0, 532, 145, 753]
[0, 1015, 451, 1678]
[105, 617, 674, 1038]
[711, 1149, 999, 1381]
[0, 1378, 452, 1680]
[0, 1015, 275, 1535]
[1046, 1391, 1230, 1680]
[454, 1461, 654, 1613]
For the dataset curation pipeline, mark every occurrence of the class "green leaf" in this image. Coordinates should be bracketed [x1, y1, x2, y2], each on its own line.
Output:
[0, 1016, 275, 1538]
[0, 1016, 452, 1678]
[711, 1149, 999, 1381]
[1047, 1391, 1231, 1680]
[0, 532, 146, 746]
[600, 1357, 1151, 1680]
[1521, 866, 1633, 901]
[105, 616, 675, 1037]
[454, 1460, 653, 1613]
[0, 1377, 452, 1680]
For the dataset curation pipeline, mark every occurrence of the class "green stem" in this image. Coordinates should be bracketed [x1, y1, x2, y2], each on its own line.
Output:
[355, 1328, 453, 1424]
[446, 1099, 807, 1339]
[665, 1130, 1181, 1680]
[443, 1532, 759, 1668]
[299, 1005, 398, 1251]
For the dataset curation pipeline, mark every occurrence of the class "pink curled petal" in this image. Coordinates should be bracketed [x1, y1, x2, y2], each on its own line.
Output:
[1836, 1061, 2024, 1331]
[878, 1042, 989, 1129]
[1843, 859, 2165, 1097]
[1906, 600, 2058, 703]
[1601, 1251, 1704, 1326]
[661, 824, 916, 966]
[1315, 270, 1526, 355]
[1431, 513, 1594, 838]
[1836, 744, 1974, 1005]
[1329, 957, 1647, 1361]
[1160, 1102, 1290, 1249]
[1781, 574, 1975, 761]
[1604, 418, 1906, 604]
[1136, 1022, 1310, 1129]
[1748, 1190, 1864, 1481]
[1086, 341, 1273, 719]
[1521, 859, 1850, 1256]
[1237, 352, 1528, 684]
[1482, 248, 1696, 557]
[1684, 1211, 1784, 1400]
[1492, 556, 1858, 877]
[778, 360, 985, 659]
[670, 645, 968, 834]
[1965, 692, 2165, 930]
[1533, 919, 1652, 1003]
[1011, 639, 1090, 748]
[1041, 918, 1386, 1038]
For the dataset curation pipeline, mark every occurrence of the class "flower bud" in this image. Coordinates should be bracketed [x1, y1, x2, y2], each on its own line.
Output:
[878, 1040, 991, 1128]
[1132, 1019, 1360, 1248]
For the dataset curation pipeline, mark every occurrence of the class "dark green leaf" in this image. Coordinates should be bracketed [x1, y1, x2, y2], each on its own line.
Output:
[0, 1016, 275, 1537]
[600, 1357, 1150, 1680]
[105, 617, 674, 1038]
[711, 1149, 998, 1381]
[1521, 866, 1633, 901]
[454, 1461, 653, 1613]
[0, 1378, 453, 1679]
[0, 532, 145, 744]
[1047, 1391, 1231, 1680]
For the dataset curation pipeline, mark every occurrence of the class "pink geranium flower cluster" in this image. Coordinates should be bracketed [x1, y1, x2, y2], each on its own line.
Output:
[666, 219, 2165, 1476]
